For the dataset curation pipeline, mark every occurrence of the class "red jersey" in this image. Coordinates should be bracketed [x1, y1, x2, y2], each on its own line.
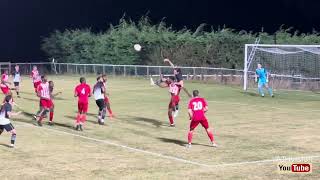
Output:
[75, 83, 91, 103]
[37, 82, 51, 99]
[188, 97, 208, 120]
[31, 70, 41, 83]
[1, 74, 8, 82]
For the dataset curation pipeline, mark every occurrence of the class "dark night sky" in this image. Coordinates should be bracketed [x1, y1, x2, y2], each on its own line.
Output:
[1, 0, 320, 61]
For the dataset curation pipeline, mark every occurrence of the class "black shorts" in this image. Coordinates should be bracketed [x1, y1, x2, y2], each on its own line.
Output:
[0, 123, 15, 132]
[14, 82, 20, 87]
[95, 99, 105, 111]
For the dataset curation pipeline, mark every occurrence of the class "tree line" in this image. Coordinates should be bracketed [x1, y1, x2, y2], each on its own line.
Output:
[41, 16, 320, 69]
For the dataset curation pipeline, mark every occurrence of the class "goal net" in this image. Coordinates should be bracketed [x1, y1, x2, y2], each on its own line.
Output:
[244, 44, 320, 91]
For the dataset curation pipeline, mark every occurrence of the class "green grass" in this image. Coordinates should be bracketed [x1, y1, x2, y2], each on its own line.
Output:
[0, 75, 319, 180]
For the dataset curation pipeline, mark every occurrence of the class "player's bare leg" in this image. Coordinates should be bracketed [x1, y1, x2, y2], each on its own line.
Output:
[37, 108, 49, 127]
[168, 107, 175, 127]
[105, 101, 113, 119]
[98, 108, 106, 125]
[48, 106, 54, 126]
[206, 128, 217, 147]
[75, 112, 82, 131]
[264, 84, 274, 97]
[15, 85, 20, 98]
[187, 130, 194, 148]
[9, 129, 17, 148]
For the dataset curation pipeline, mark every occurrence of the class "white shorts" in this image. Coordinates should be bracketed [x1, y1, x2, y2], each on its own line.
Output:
[0, 117, 11, 125]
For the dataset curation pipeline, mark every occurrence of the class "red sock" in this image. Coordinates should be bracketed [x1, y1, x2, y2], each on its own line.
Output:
[168, 115, 174, 125]
[49, 112, 54, 122]
[188, 131, 193, 144]
[107, 109, 113, 116]
[81, 114, 87, 123]
[38, 116, 44, 122]
[75, 114, 81, 125]
[207, 130, 215, 142]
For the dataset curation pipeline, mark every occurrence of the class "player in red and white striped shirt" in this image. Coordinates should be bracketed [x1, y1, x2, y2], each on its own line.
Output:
[1, 70, 12, 95]
[31, 66, 41, 93]
[36, 75, 53, 126]
[159, 76, 182, 127]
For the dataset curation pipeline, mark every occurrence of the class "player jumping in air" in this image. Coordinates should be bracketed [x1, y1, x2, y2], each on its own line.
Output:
[101, 74, 114, 119]
[0, 95, 21, 148]
[74, 77, 91, 131]
[93, 76, 107, 125]
[164, 58, 184, 117]
[159, 76, 182, 127]
[255, 63, 274, 97]
[47, 81, 62, 126]
[36, 75, 53, 126]
[12, 65, 21, 98]
[31, 65, 41, 93]
[187, 90, 217, 148]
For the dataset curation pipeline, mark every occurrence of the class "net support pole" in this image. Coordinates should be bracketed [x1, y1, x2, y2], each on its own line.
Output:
[243, 44, 248, 91]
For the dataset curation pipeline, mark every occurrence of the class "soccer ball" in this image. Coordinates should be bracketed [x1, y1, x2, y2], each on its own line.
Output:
[134, 44, 142, 52]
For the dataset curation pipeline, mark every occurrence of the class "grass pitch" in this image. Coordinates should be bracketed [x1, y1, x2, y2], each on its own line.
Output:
[0, 76, 319, 179]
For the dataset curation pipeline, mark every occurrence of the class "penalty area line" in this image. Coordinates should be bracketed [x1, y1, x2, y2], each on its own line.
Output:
[15, 122, 320, 169]
[16, 122, 212, 168]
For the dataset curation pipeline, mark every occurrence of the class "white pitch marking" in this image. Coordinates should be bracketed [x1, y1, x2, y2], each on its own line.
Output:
[207, 100, 320, 113]
[15, 122, 320, 169]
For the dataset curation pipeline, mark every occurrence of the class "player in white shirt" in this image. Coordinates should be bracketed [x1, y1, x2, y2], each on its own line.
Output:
[93, 76, 106, 125]
[12, 65, 21, 98]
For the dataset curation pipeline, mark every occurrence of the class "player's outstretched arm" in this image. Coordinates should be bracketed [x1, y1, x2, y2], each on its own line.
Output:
[182, 87, 192, 98]
[7, 111, 22, 118]
[53, 92, 62, 97]
[164, 58, 175, 68]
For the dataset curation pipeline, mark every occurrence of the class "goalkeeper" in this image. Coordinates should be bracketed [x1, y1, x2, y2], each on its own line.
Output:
[255, 63, 274, 97]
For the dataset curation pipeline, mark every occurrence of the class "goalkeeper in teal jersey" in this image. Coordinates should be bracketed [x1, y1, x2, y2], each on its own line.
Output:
[255, 63, 274, 97]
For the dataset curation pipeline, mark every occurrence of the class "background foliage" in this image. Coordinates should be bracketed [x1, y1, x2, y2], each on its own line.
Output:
[41, 16, 320, 69]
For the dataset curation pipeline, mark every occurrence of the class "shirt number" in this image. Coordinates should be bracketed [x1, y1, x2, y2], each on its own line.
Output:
[192, 101, 203, 111]
[81, 88, 86, 95]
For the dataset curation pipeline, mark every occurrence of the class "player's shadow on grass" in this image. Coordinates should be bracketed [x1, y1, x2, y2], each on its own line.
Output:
[51, 121, 75, 130]
[53, 97, 70, 101]
[241, 91, 259, 97]
[0, 143, 12, 148]
[64, 115, 98, 125]
[21, 97, 38, 102]
[122, 115, 163, 128]
[157, 137, 212, 147]
[20, 91, 36, 96]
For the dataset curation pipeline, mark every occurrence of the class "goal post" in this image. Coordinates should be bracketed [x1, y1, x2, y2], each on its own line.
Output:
[243, 44, 320, 91]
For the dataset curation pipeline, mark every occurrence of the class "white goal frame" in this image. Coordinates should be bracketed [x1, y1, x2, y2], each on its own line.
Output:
[243, 44, 320, 90]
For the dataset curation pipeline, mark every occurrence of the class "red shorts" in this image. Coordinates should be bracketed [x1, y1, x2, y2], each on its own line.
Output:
[34, 81, 41, 89]
[40, 99, 53, 108]
[190, 118, 209, 130]
[1, 86, 10, 94]
[104, 96, 110, 104]
[169, 95, 180, 108]
[78, 101, 88, 113]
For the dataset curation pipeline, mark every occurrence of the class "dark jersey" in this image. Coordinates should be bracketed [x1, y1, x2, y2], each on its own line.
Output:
[175, 73, 183, 82]
[0, 102, 12, 119]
